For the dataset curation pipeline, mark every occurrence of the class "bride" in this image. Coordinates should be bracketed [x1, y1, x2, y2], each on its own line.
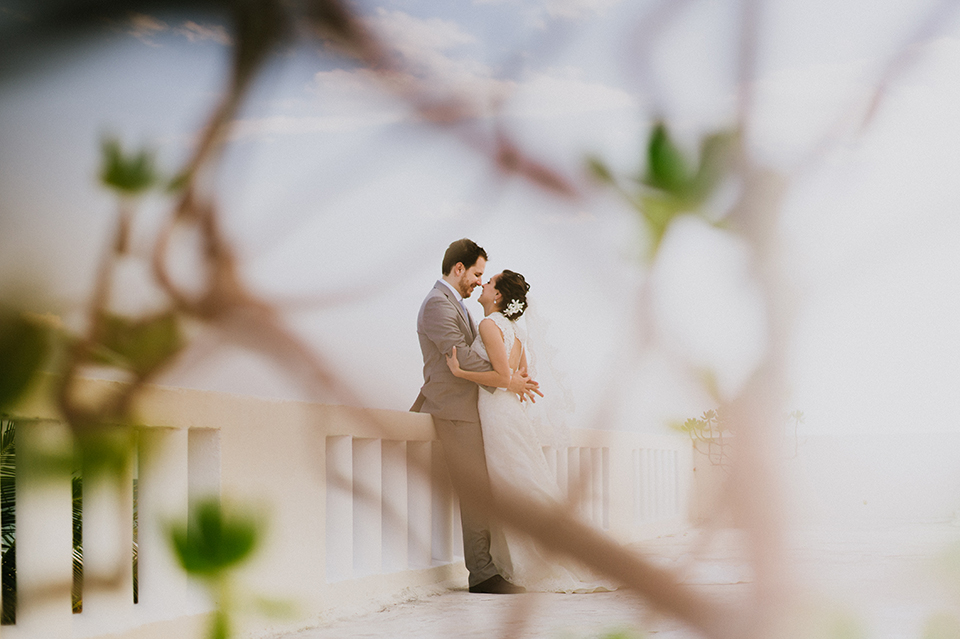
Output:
[446, 270, 608, 593]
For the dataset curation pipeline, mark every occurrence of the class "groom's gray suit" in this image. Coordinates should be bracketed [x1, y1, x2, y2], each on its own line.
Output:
[411, 281, 498, 587]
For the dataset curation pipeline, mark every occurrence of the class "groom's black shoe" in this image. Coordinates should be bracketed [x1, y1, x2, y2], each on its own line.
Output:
[469, 574, 526, 594]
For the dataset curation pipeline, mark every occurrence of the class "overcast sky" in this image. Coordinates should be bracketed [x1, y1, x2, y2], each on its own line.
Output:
[2, 0, 959, 436]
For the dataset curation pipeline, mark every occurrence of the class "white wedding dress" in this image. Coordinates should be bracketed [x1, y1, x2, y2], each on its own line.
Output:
[473, 312, 607, 593]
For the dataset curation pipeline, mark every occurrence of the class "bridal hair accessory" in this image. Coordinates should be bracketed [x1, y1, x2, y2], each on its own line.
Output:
[505, 299, 524, 319]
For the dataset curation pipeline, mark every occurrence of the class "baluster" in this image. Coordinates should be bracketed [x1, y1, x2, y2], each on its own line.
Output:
[578, 448, 592, 523]
[543, 446, 557, 485]
[187, 428, 220, 509]
[381, 440, 408, 573]
[631, 448, 641, 527]
[556, 448, 569, 501]
[643, 449, 653, 523]
[353, 438, 382, 577]
[136, 428, 188, 624]
[669, 450, 678, 516]
[655, 450, 665, 520]
[566, 447, 581, 513]
[325, 435, 353, 583]
[74, 426, 134, 636]
[590, 448, 603, 526]
[601, 447, 610, 530]
[406, 441, 432, 569]
[8, 420, 73, 639]
[184, 428, 219, 616]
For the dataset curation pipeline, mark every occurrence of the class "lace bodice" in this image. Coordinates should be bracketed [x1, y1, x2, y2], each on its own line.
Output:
[473, 312, 521, 364]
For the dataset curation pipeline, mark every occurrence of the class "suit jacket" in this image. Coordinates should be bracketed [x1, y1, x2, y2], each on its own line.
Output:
[413, 281, 493, 422]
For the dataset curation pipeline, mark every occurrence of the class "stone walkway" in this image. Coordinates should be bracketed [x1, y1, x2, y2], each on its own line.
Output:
[278, 523, 960, 639]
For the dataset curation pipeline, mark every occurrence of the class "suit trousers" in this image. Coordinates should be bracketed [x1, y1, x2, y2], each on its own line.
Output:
[431, 416, 499, 587]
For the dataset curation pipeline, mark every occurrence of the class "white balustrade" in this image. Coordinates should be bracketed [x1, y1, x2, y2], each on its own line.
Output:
[3, 379, 693, 639]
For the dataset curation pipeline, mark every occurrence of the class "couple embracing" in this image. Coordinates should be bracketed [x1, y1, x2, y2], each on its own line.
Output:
[411, 239, 605, 594]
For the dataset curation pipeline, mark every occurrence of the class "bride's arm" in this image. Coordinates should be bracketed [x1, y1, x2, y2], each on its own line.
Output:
[446, 319, 512, 388]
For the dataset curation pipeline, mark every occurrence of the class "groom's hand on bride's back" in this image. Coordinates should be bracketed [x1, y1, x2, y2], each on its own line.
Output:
[508, 369, 543, 403]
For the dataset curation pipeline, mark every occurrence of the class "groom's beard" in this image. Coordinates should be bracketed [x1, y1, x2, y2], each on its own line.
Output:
[458, 279, 476, 299]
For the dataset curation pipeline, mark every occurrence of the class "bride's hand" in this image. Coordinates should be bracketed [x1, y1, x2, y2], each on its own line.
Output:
[445, 346, 463, 377]
[508, 369, 542, 403]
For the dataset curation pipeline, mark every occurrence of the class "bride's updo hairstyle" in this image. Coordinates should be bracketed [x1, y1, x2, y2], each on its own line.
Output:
[495, 270, 530, 320]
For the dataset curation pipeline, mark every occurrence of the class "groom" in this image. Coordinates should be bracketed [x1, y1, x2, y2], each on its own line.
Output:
[411, 238, 538, 594]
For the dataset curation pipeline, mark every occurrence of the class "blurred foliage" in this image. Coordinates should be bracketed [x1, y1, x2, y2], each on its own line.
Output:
[0, 310, 49, 412]
[90, 312, 183, 377]
[99, 137, 158, 195]
[10, 4, 949, 639]
[76, 427, 136, 480]
[0, 134, 180, 626]
[170, 498, 261, 639]
[170, 499, 259, 578]
[588, 121, 737, 259]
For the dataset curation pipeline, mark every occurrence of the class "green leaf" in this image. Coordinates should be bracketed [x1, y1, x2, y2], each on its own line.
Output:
[94, 312, 183, 376]
[170, 499, 259, 577]
[0, 311, 48, 410]
[638, 193, 683, 258]
[688, 130, 737, 205]
[77, 426, 135, 479]
[644, 121, 692, 195]
[210, 609, 230, 639]
[100, 137, 157, 195]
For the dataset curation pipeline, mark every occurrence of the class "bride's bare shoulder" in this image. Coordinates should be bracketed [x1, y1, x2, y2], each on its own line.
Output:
[479, 316, 502, 331]
[481, 316, 511, 342]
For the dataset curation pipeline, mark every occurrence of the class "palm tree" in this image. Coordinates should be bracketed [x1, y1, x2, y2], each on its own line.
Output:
[1, 418, 16, 625]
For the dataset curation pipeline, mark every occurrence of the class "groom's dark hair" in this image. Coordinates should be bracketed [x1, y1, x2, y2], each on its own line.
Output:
[442, 238, 488, 275]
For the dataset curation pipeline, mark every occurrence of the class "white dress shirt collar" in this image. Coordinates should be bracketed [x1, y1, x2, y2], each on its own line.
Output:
[438, 278, 463, 302]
